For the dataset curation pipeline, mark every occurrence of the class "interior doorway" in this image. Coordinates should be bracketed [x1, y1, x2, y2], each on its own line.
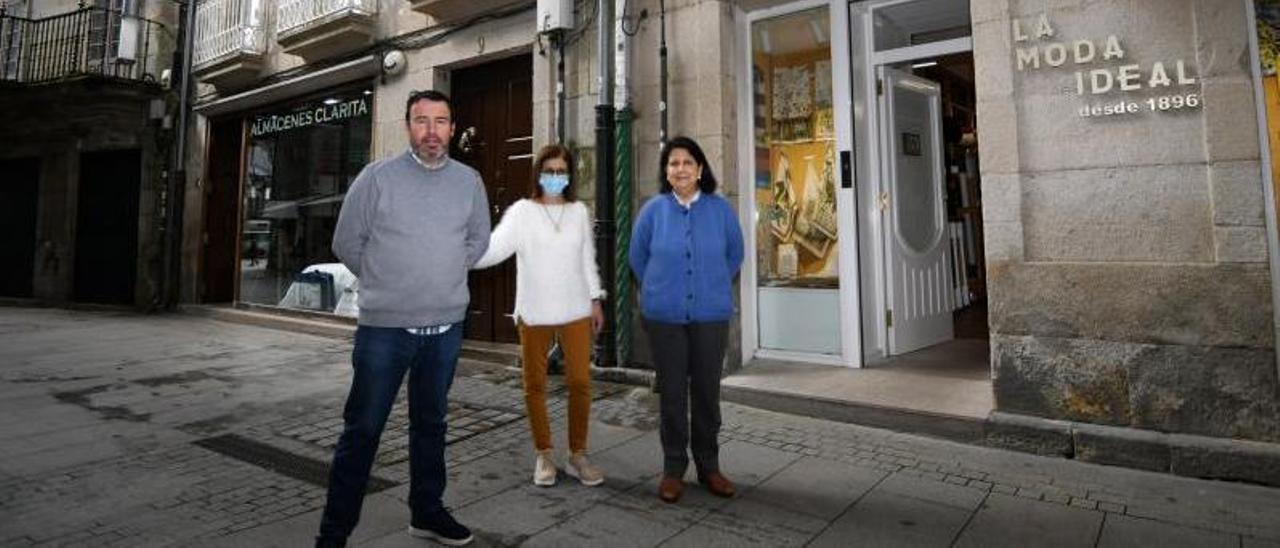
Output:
[450, 54, 533, 344]
[74, 149, 141, 305]
[859, 0, 988, 371]
[203, 117, 245, 304]
[877, 52, 987, 359]
[0, 157, 39, 298]
[911, 53, 988, 342]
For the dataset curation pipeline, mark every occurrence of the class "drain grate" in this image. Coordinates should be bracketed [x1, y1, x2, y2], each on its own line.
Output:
[194, 434, 397, 493]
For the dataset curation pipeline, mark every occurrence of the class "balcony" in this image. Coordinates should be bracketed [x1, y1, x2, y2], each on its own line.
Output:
[192, 0, 268, 92]
[275, 0, 376, 63]
[408, 0, 528, 26]
[0, 7, 167, 86]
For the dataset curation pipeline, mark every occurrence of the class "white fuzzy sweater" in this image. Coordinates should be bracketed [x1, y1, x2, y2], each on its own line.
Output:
[473, 199, 605, 326]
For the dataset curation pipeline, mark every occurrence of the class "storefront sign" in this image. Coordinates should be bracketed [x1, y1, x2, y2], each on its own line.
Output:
[1011, 14, 1201, 118]
[251, 97, 371, 137]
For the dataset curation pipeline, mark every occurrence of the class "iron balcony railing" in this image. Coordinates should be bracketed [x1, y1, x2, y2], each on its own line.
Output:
[276, 0, 375, 38]
[0, 7, 168, 85]
[193, 0, 268, 69]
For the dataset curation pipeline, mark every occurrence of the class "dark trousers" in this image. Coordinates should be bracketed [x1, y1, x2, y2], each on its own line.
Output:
[317, 324, 463, 541]
[645, 319, 729, 477]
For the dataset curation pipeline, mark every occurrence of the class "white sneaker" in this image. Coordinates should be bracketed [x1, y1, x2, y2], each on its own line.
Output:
[565, 452, 605, 486]
[533, 451, 557, 487]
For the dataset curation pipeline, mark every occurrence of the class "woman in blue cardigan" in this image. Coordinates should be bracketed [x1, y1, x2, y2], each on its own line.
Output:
[629, 136, 744, 503]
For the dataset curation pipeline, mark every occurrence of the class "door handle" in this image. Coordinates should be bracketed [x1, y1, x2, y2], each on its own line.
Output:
[840, 150, 853, 189]
[458, 126, 478, 154]
[492, 186, 505, 215]
[878, 191, 890, 211]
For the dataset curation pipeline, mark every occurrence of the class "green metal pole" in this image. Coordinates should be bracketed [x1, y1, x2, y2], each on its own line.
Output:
[613, 107, 634, 367]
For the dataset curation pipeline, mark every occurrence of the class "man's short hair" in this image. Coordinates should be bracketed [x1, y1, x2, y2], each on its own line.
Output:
[405, 90, 453, 123]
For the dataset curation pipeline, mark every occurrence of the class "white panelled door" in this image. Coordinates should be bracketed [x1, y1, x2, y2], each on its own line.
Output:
[878, 67, 954, 355]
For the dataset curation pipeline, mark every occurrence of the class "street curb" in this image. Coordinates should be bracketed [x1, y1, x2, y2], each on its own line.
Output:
[184, 305, 356, 339]
[589, 365, 655, 388]
[185, 305, 523, 367]
[0, 297, 45, 308]
[0, 297, 139, 312]
[984, 411, 1280, 486]
[983, 411, 1073, 458]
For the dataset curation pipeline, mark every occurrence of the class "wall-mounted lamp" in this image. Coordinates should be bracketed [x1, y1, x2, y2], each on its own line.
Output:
[382, 49, 406, 76]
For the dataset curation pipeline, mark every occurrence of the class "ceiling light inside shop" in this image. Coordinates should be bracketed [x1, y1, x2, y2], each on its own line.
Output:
[323, 98, 341, 105]
[911, 60, 938, 69]
[756, 28, 772, 54]
[809, 19, 827, 44]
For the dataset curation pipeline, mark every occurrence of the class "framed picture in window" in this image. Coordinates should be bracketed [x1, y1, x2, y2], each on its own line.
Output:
[902, 132, 922, 156]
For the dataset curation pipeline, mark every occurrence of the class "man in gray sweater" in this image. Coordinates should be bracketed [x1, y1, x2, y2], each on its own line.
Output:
[316, 90, 490, 548]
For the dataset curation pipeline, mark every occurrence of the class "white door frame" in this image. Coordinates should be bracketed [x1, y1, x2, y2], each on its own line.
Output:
[737, 0, 860, 367]
[1244, 0, 1280, 382]
[851, 0, 972, 361]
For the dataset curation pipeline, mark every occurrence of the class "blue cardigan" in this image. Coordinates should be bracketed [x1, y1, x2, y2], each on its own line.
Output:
[628, 192, 744, 324]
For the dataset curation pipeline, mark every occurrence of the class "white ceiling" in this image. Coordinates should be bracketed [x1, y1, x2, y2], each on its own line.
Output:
[753, 8, 830, 56]
[873, 0, 972, 39]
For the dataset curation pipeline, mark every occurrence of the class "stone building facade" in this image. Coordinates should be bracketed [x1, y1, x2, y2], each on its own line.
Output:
[176, 0, 1278, 477]
[973, 0, 1277, 444]
[0, 0, 181, 308]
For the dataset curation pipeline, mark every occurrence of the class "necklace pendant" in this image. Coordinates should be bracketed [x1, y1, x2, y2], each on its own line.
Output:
[540, 202, 565, 233]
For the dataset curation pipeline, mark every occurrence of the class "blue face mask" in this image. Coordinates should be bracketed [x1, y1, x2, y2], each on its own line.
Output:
[539, 173, 570, 196]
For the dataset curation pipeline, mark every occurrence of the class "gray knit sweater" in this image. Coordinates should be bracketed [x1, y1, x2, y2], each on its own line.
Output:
[332, 151, 490, 327]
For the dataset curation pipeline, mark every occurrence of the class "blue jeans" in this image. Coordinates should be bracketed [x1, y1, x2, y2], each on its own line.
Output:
[318, 324, 463, 540]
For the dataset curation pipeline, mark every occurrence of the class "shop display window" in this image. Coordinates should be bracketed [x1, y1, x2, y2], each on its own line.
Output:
[752, 8, 839, 288]
[237, 86, 372, 315]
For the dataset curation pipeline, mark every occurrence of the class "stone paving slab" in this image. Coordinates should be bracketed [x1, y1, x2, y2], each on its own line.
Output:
[452, 480, 619, 545]
[1096, 514, 1237, 548]
[741, 455, 885, 520]
[953, 493, 1104, 548]
[664, 515, 815, 547]
[711, 495, 829, 538]
[520, 497, 689, 547]
[808, 488, 972, 548]
[1246, 537, 1280, 548]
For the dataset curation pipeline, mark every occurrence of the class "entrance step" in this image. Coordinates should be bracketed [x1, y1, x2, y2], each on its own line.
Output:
[721, 382, 986, 443]
[184, 304, 521, 368]
[722, 345, 994, 444]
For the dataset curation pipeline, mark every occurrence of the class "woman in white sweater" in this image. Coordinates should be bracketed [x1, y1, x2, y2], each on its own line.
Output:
[473, 144, 606, 487]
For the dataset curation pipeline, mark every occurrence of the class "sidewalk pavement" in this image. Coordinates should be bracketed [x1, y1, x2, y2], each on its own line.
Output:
[1, 307, 1278, 548]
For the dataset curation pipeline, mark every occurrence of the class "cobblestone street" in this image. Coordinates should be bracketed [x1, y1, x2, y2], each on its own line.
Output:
[1, 307, 1278, 547]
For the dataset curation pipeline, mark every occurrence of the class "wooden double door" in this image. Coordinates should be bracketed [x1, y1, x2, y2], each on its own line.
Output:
[451, 55, 533, 343]
[0, 157, 39, 298]
[74, 149, 141, 305]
